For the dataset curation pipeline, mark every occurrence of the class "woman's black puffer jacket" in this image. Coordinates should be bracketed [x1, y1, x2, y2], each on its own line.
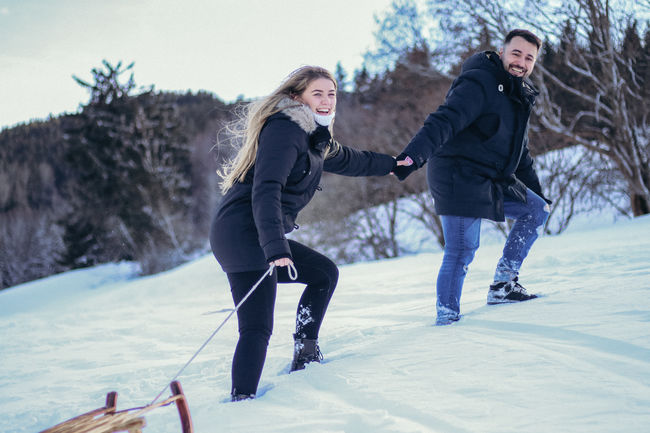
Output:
[211, 99, 395, 273]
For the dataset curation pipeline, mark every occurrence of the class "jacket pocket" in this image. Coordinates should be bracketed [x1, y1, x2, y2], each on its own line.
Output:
[286, 149, 323, 193]
[286, 153, 312, 188]
[454, 165, 496, 206]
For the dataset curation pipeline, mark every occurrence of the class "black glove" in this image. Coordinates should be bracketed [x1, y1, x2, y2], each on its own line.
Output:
[310, 126, 331, 151]
[392, 153, 417, 181]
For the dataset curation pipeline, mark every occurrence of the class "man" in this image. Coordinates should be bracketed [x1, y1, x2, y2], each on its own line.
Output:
[394, 29, 552, 325]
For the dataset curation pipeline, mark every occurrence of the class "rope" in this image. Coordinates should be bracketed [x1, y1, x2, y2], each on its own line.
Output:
[47, 262, 299, 432]
[287, 262, 298, 280]
[150, 261, 297, 405]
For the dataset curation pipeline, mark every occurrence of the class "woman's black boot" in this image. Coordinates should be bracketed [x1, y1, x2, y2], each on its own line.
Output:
[290, 335, 323, 371]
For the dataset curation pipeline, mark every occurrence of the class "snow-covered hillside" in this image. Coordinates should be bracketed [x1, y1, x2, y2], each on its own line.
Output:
[1, 216, 649, 433]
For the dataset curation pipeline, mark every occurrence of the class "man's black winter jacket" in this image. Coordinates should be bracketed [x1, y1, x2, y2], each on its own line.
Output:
[403, 51, 549, 221]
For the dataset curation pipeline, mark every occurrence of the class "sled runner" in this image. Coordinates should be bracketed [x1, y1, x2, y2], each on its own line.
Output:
[40, 380, 193, 433]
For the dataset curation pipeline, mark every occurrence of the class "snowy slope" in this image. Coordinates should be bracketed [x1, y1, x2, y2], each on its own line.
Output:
[1, 216, 649, 433]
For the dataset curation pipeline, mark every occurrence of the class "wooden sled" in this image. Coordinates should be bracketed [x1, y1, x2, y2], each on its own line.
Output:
[40, 381, 193, 433]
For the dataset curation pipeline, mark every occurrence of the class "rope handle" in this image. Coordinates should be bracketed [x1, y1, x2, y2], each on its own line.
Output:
[287, 262, 298, 280]
[150, 264, 276, 405]
[150, 261, 298, 405]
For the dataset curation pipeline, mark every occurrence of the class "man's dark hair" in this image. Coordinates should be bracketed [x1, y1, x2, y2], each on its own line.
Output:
[504, 29, 542, 51]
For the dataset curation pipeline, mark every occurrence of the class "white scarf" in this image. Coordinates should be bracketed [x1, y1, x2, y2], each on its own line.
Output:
[313, 111, 335, 126]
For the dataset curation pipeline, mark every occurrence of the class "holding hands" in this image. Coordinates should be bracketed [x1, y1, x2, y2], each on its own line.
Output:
[392, 153, 417, 181]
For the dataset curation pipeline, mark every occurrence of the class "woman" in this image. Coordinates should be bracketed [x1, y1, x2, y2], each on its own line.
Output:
[210, 66, 404, 401]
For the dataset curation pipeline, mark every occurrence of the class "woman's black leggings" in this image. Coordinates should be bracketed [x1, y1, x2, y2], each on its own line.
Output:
[226, 240, 339, 396]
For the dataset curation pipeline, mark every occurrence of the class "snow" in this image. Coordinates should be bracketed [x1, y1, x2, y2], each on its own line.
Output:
[1, 216, 650, 433]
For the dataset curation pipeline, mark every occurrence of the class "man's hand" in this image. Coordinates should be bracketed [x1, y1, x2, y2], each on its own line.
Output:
[392, 153, 417, 181]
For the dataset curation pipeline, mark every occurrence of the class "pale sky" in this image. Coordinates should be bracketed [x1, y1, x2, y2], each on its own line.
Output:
[0, 0, 395, 129]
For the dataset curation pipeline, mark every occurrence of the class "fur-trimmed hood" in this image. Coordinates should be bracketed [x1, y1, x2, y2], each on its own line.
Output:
[275, 97, 339, 157]
[276, 97, 318, 134]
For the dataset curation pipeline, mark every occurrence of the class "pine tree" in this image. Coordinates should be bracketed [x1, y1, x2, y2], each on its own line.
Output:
[61, 61, 193, 271]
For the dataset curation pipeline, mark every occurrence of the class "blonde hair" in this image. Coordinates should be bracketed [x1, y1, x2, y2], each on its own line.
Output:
[219, 66, 337, 193]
